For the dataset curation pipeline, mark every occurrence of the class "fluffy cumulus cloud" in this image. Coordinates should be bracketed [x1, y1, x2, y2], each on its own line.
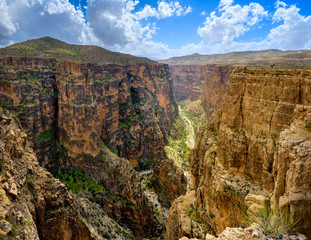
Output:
[192, 0, 311, 56]
[86, 0, 192, 47]
[198, 0, 268, 45]
[135, 0, 191, 20]
[265, 1, 311, 49]
[0, 0, 17, 44]
[0, 0, 93, 46]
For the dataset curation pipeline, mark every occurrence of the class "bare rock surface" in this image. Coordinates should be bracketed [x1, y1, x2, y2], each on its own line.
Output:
[0, 109, 135, 239]
[167, 68, 311, 239]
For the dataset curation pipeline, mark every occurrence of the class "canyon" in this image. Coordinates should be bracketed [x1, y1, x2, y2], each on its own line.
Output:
[1, 37, 311, 240]
[167, 67, 311, 239]
[0, 37, 178, 239]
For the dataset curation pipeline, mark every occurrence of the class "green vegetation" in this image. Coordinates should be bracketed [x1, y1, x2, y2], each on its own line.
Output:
[208, 194, 217, 201]
[306, 121, 311, 131]
[57, 165, 134, 208]
[56, 169, 106, 195]
[139, 157, 157, 170]
[0, 37, 156, 65]
[178, 99, 206, 132]
[170, 114, 187, 139]
[37, 129, 55, 143]
[247, 205, 301, 238]
[42, 86, 54, 97]
[185, 203, 215, 235]
[0, 96, 14, 111]
[165, 110, 192, 171]
[0, 160, 3, 173]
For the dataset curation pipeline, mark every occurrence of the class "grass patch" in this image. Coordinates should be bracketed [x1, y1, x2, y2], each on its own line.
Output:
[247, 205, 302, 238]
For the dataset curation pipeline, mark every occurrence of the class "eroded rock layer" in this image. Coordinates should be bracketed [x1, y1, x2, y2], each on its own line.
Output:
[0, 56, 177, 171]
[167, 68, 311, 239]
[152, 158, 187, 207]
[0, 109, 136, 240]
[169, 64, 234, 113]
[0, 56, 177, 238]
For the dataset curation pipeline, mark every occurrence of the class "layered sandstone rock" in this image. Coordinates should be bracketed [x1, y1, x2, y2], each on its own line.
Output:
[0, 109, 135, 239]
[166, 191, 211, 240]
[152, 158, 187, 207]
[169, 65, 234, 114]
[0, 56, 177, 238]
[167, 68, 311, 239]
[0, 56, 177, 171]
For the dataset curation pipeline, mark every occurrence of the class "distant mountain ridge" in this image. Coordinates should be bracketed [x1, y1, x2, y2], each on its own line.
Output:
[0, 36, 156, 65]
[159, 49, 308, 66]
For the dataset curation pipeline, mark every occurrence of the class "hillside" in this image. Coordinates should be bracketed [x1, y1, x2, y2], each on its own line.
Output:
[159, 49, 306, 66]
[0, 37, 155, 65]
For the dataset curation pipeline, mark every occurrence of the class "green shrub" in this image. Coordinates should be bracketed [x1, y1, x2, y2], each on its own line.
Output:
[56, 169, 106, 194]
[248, 205, 301, 238]
[306, 121, 311, 131]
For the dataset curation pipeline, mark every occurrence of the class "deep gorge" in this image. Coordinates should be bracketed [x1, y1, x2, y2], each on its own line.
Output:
[0, 37, 311, 240]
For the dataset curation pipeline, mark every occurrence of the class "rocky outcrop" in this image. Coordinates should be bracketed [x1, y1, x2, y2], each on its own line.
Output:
[169, 65, 233, 113]
[271, 107, 311, 238]
[0, 109, 135, 239]
[152, 158, 187, 207]
[181, 228, 307, 240]
[73, 144, 162, 239]
[201, 65, 234, 115]
[0, 56, 177, 238]
[169, 65, 207, 101]
[166, 191, 211, 240]
[167, 68, 311, 239]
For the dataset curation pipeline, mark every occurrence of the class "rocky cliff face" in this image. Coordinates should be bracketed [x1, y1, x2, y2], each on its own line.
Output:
[0, 56, 177, 171]
[0, 109, 136, 240]
[152, 158, 187, 207]
[167, 68, 311, 239]
[169, 65, 234, 113]
[0, 56, 177, 238]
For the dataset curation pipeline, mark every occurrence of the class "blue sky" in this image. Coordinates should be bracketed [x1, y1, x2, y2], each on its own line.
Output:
[0, 0, 311, 59]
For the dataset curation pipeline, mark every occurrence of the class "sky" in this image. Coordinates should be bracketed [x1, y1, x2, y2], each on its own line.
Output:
[0, 0, 311, 59]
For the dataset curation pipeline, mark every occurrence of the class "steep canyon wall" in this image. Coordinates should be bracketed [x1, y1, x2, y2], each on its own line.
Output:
[0, 56, 178, 238]
[167, 68, 311, 239]
[0, 57, 177, 170]
[169, 64, 234, 115]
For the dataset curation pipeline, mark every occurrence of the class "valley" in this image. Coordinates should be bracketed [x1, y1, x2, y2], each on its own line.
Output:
[0, 37, 311, 240]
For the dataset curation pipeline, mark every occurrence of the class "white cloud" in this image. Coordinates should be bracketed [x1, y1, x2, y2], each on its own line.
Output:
[135, 0, 192, 20]
[86, 0, 191, 47]
[265, 2, 311, 50]
[0, 0, 17, 43]
[275, 0, 287, 8]
[0, 0, 92, 46]
[198, 0, 268, 45]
